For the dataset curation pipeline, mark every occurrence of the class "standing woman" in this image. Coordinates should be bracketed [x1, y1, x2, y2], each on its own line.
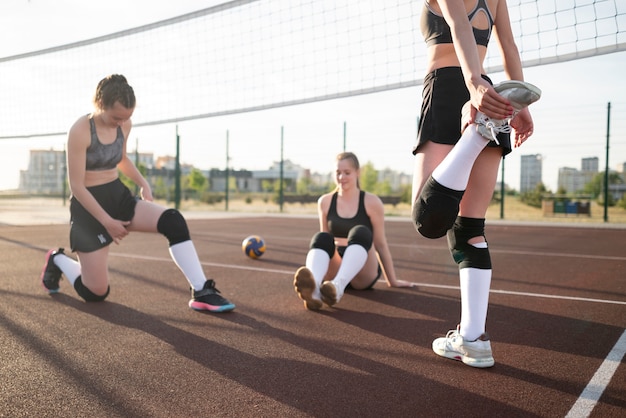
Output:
[411, 0, 539, 367]
[40, 74, 235, 312]
[294, 152, 415, 310]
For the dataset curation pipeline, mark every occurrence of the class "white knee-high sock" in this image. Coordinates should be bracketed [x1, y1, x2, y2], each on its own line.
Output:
[305, 248, 330, 287]
[169, 240, 208, 291]
[53, 253, 81, 286]
[332, 244, 368, 292]
[459, 264, 492, 341]
[432, 125, 489, 191]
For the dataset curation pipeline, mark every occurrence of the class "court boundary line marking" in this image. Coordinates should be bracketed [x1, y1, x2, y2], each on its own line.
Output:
[111, 253, 626, 306]
[113, 251, 626, 417]
[565, 329, 626, 418]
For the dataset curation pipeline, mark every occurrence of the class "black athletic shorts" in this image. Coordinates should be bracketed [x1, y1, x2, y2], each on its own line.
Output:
[70, 178, 137, 253]
[337, 245, 382, 290]
[413, 66, 511, 156]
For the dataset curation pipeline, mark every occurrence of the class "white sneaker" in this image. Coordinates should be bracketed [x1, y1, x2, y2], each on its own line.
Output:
[464, 80, 542, 144]
[320, 280, 344, 307]
[432, 326, 495, 368]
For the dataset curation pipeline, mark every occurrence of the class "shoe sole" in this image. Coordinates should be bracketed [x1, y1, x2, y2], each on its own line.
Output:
[293, 267, 323, 310]
[40, 249, 60, 294]
[494, 80, 541, 108]
[188, 300, 235, 312]
[320, 282, 339, 306]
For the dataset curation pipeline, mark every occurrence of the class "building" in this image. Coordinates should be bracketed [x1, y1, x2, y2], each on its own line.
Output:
[520, 154, 542, 192]
[20, 147, 413, 198]
[19, 149, 66, 195]
[557, 156, 599, 193]
[581, 157, 599, 173]
[206, 160, 304, 193]
[128, 150, 155, 169]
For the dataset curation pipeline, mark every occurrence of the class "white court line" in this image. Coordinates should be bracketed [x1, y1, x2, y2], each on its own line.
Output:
[565, 329, 626, 418]
[115, 251, 625, 416]
[111, 252, 626, 306]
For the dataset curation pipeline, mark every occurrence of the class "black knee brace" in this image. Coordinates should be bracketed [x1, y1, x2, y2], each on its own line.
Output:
[157, 209, 190, 246]
[347, 225, 373, 251]
[74, 276, 110, 302]
[309, 232, 336, 258]
[412, 176, 464, 239]
[446, 217, 491, 270]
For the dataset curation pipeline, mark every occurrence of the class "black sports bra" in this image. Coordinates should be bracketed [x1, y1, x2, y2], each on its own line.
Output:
[421, 0, 494, 47]
[326, 191, 373, 238]
[85, 115, 124, 171]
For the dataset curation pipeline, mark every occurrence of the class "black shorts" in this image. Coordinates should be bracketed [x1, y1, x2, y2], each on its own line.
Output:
[70, 179, 137, 253]
[337, 246, 382, 290]
[413, 66, 511, 156]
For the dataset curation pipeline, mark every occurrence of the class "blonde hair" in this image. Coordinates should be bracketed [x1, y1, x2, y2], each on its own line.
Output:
[334, 151, 361, 190]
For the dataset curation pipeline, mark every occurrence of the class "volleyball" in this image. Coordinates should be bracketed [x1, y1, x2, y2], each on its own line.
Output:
[242, 235, 266, 259]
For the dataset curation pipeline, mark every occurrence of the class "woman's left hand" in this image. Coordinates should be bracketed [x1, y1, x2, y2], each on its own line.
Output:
[389, 279, 418, 288]
[510, 107, 535, 147]
[140, 185, 154, 202]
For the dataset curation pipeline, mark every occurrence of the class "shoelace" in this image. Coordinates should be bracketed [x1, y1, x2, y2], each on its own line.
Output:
[475, 113, 513, 145]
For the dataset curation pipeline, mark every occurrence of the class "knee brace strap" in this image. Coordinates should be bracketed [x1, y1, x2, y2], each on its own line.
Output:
[157, 209, 190, 246]
[347, 225, 373, 251]
[412, 176, 464, 239]
[446, 217, 491, 270]
[74, 276, 110, 302]
[310, 232, 336, 258]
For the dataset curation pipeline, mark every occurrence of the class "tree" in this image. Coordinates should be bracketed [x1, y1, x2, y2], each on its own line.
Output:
[360, 162, 378, 193]
[188, 168, 207, 194]
[296, 176, 312, 195]
[374, 179, 392, 196]
[520, 182, 548, 208]
[119, 162, 147, 193]
[583, 172, 623, 198]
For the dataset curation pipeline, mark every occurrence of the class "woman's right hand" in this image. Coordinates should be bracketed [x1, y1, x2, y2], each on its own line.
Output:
[104, 218, 131, 244]
[467, 78, 513, 121]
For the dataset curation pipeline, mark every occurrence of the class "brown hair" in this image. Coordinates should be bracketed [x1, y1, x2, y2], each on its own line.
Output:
[93, 74, 136, 110]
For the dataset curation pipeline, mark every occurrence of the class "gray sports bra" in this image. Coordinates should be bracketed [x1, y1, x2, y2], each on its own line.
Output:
[421, 0, 494, 47]
[85, 115, 124, 171]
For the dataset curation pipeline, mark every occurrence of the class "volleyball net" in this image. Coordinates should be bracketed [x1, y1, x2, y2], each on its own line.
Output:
[1, 0, 624, 139]
[1, 0, 625, 201]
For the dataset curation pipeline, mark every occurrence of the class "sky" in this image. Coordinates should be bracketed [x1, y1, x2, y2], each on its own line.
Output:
[1, 0, 625, 193]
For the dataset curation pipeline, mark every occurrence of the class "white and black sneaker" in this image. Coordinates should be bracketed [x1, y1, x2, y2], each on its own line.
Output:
[464, 80, 542, 144]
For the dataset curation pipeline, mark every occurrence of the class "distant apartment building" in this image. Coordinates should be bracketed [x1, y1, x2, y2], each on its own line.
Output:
[20, 148, 413, 197]
[581, 157, 599, 173]
[520, 154, 542, 192]
[128, 150, 155, 169]
[378, 167, 412, 191]
[206, 160, 304, 193]
[19, 149, 66, 194]
[558, 167, 586, 193]
[557, 156, 598, 193]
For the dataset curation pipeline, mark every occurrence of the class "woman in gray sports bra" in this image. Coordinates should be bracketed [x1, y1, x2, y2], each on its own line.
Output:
[40, 74, 235, 313]
[293, 152, 416, 310]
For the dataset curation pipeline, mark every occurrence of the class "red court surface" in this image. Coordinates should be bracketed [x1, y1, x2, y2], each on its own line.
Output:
[1, 215, 625, 417]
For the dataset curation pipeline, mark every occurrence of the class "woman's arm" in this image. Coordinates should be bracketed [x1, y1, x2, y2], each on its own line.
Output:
[116, 120, 153, 201]
[366, 193, 415, 288]
[117, 154, 153, 202]
[492, 0, 535, 146]
[317, 194, 331, 232]
[437, 0, 512, 119]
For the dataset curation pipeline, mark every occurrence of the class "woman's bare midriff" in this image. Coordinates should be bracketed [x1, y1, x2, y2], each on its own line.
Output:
[84, 169, 119, 187]
[425, 44, 488, 73]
